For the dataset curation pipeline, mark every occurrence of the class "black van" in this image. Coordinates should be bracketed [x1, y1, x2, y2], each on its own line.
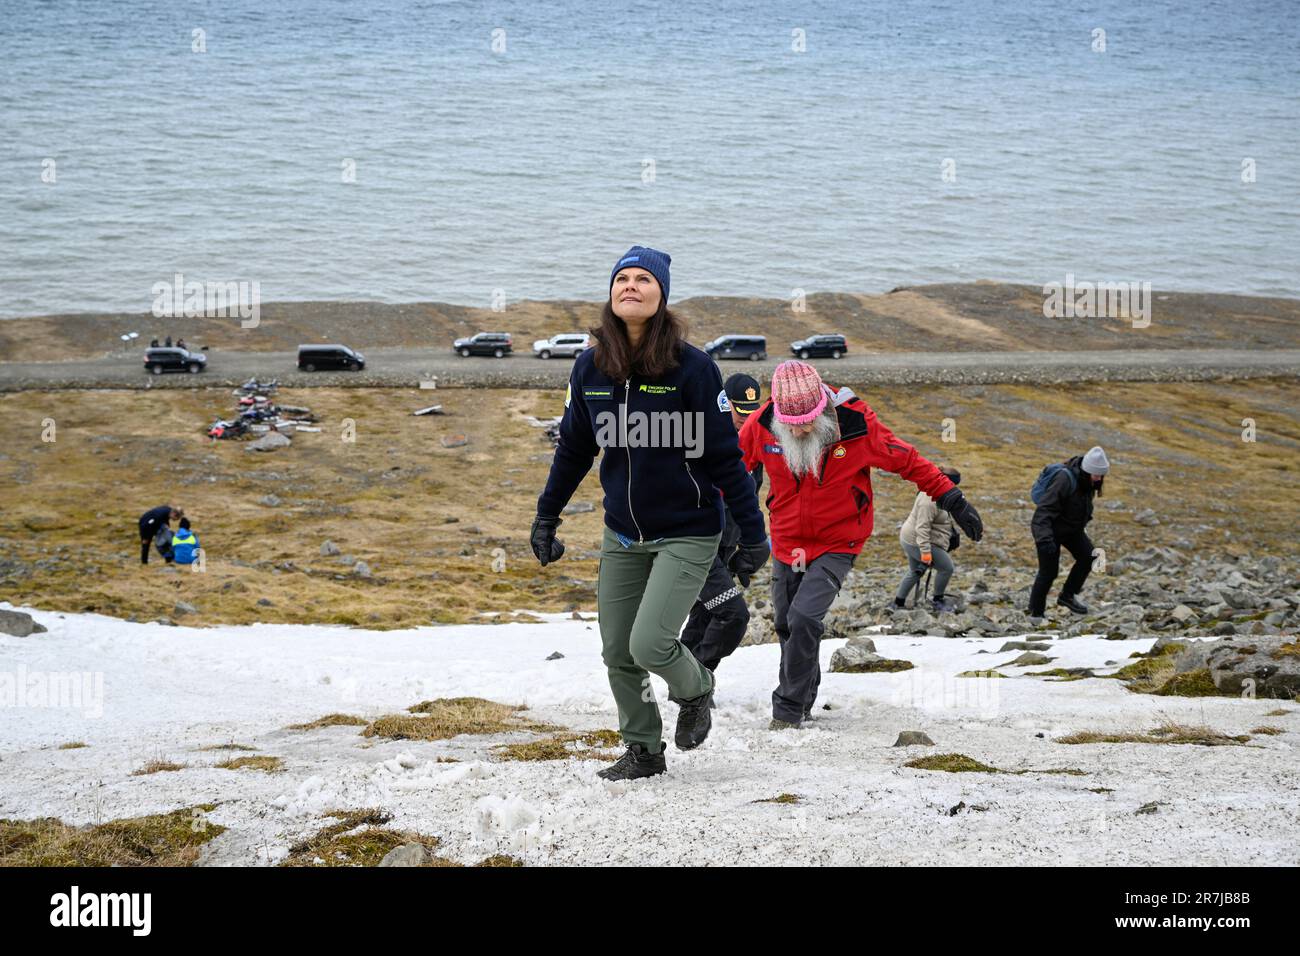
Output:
[790, 334, 847, 359]
[704, 334, 767, 361]
[298, 344, 365, 371]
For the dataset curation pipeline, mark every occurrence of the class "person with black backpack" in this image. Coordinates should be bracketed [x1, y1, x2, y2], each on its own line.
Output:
[1027, 446, 1109, 621]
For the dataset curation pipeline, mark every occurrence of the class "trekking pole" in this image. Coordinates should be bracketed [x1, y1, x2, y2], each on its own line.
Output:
[912, 564, 932, 607]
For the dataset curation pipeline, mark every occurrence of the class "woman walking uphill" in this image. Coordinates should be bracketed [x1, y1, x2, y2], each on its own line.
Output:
[530, 246, 771, 780]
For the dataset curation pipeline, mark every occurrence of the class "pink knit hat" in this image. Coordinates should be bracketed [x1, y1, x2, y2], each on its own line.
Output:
[770, 360, 829, 424]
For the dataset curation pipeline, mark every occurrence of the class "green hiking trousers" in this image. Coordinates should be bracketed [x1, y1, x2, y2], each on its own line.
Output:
[597, 526, 721, 752]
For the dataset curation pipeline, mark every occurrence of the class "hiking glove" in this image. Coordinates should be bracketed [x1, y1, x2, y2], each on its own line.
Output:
[728, 538, 771, 587]
[530, 514, 565, 566]
[936, 488, 983, 542]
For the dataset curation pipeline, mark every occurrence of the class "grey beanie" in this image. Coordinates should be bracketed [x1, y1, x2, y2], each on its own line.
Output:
[1081, 445, 1110, 476]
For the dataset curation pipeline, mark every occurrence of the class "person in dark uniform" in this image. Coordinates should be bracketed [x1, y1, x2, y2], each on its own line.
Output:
[679, 373, 766, 678]
[138, 505, 182, 564]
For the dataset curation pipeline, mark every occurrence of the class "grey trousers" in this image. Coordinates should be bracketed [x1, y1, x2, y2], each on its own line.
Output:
[771, 552, 856, 724]
[895, 542, 954, 603]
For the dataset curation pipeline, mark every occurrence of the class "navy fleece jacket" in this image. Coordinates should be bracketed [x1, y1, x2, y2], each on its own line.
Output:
[537, 343, 766, 544]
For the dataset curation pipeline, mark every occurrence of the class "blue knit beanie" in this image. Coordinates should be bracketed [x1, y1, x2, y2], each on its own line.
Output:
[610, 245, 671, 302]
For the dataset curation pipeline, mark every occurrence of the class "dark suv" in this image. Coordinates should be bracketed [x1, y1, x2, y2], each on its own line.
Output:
[453, 332, 513, 358]
[704, 334, 767, 361]
[790, 334, 847, 359]
[298, 344, 365, 371]
[144, 347, 207, 375]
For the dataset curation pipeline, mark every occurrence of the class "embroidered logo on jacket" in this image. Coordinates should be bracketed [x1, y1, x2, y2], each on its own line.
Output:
[763, 443, 783, 455]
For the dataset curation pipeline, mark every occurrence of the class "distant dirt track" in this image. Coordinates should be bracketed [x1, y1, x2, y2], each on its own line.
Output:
[1, 348, 1297, 391]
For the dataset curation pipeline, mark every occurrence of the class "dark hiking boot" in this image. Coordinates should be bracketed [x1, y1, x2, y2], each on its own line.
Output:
[674, 679, 715, 750]
[769, 718, 802, 731]
[596, 743, 666, 781]
[1057, 594, 1089, 615]
[930, 595, 955, 614]
[892, 596, 907, 610]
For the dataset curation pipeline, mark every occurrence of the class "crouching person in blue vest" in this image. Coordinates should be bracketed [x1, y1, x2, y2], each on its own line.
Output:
[138, 505, 182, 564]
[530, 246, 771, 781]
[171, 518, 200, 566]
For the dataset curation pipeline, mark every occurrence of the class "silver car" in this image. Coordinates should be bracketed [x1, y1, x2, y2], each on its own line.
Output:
[532, 332, 590, 359]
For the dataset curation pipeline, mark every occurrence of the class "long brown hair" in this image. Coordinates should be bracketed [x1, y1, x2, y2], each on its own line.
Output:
[590, 299, 685, 382]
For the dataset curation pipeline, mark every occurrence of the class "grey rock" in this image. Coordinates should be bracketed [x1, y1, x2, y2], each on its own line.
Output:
[546, 651, 565, 661]
[1005, 651, 1054, 666]
[1170, 604, 1196, 623]
[378, 843, 432, 867]
[353, 561, 372, 578]
[562, 501, 595, 515]
[320, 540, 340, 556]
[893, 731, 935, 747]
[258, 494, 282, 507]
[1203, 637, 1300, 699]
[828, 637, 879, 672]
[1220, 589, 1260, 610]
[0, 609, 45, 636]
[997, 641, 1051, 653]
[257, 598, 274, 607]
[246, 431, 292, 452]
[338, 554, 357, 567]
[1133, 509, 1160, 527]
[173, 601, 197, 616]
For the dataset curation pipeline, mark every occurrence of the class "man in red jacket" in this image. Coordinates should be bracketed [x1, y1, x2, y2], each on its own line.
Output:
[737, 361, 984, 729]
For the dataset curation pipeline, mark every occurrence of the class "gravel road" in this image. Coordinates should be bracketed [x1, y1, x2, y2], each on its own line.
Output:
[1, 348, 1296, 391]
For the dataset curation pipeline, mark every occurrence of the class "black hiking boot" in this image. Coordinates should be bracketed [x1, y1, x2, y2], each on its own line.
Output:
[674, 679, 716, 750]
[930, 595, 955, 614]
[596, 743, 666, 781]
[1057, 593, 1089, 615]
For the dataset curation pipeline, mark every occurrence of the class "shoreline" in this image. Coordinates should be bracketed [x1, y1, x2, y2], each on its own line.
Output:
[3, 283, 1298, 367]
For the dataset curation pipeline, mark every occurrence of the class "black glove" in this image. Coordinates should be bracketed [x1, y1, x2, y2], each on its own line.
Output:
[529, 514, 565, 566]
[947, 527, 961, 553]
[727, 538, 771, 587]
[936, 487, 983, 542]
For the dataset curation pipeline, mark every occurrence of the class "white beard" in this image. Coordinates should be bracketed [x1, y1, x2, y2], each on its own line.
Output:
[772, 408, 840, 480]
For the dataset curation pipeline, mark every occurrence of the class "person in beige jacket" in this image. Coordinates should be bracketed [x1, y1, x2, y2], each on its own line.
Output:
[894, 466, 962, 612]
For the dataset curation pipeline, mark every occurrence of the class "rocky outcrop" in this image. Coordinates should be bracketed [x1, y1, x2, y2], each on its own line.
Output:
[0, 609, 46, 636]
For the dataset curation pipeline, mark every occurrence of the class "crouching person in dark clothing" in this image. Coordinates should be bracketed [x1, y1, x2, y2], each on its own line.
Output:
[1027, 446, 1109, 620]
[139, 505, 182, 564]
[680, 373, 766, 676]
